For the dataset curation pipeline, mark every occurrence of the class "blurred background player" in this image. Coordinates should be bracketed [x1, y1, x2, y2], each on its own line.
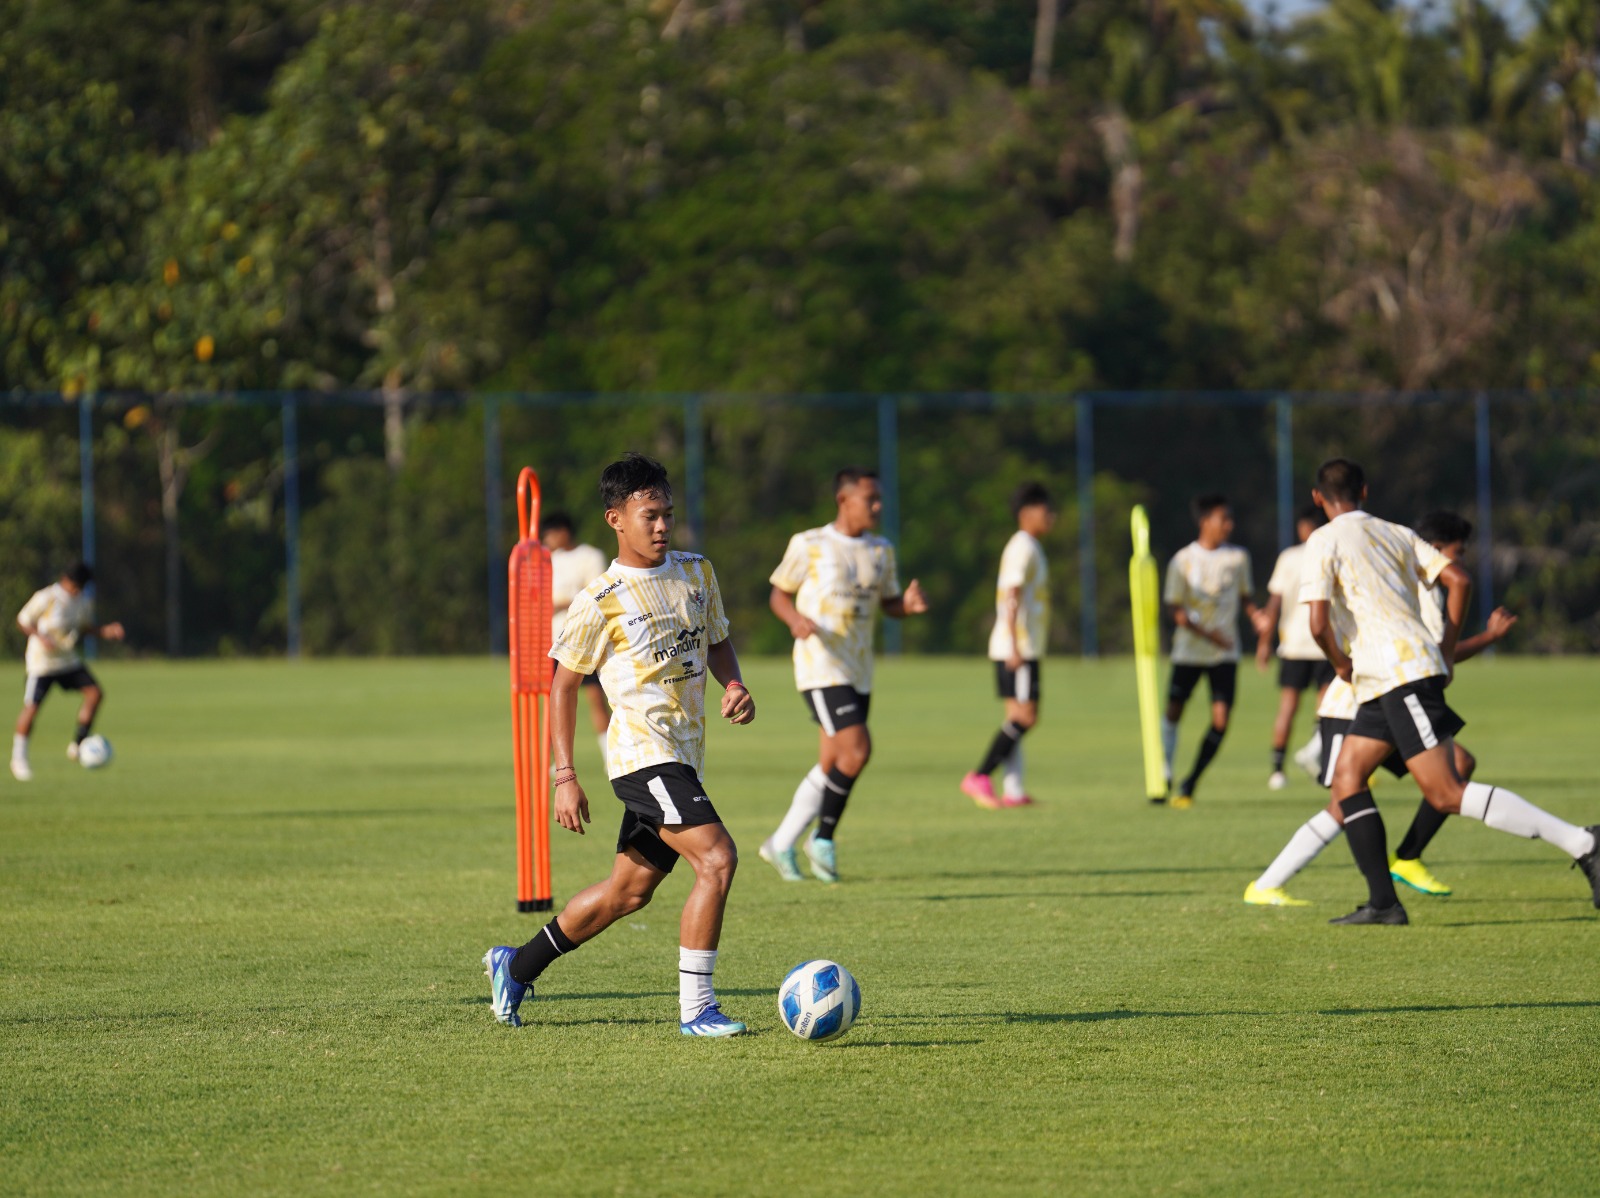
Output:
[1160, 494, 1265, 808]
[961, 481, 1054, 809]
[12, 561, 125, 781]
[543, 510, 612, 769]
[759, 467, 928, 883]
[1256, 504, 1332, 790]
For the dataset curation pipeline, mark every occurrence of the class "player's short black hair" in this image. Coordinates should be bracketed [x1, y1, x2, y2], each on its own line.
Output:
[1415, 510, 1473, 546]
[1191, 492, 1230, 522]
[833, 466, 878, 495]
[1011, 481, 1053, 517]
[64, 561, 93, 587]
[1315, 458, 1365, 504]
[600, 453, 672, 512]
[543, 510, 574, 536]
[1296, 504, 1325, 527]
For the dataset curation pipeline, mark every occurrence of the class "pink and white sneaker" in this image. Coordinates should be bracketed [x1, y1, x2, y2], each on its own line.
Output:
[999, 793, 1035, 807]
[960, 772, 1003, 809]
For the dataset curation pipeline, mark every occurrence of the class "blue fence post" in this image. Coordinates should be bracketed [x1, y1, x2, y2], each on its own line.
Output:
[283, 397, 302, 659]
[484, 397, 506, 654]
[1076, 396, 1098, 658]
[684, 395, 705, 552]
[79, 394, 97, 660]
[1474, 392, 1494, 648]
[877, 394, 902, 655]
[1275, 395, 1294, 549]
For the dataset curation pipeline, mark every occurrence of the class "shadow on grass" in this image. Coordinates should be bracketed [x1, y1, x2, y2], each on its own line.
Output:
[458, 987, 770, 1007]
[919, 890, 1200, 902]
[1426, 915, 1597, 928]
[868, 999, 1600, 1026]
[833, 1039, 983, 1049]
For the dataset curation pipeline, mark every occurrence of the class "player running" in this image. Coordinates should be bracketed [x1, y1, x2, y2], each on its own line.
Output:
[1244, 510, 1517, 907]
[483, 453, 756, 1036]
[1290, 459, 1598, 924]
[759, 467, 928, 883]
[543, 511, 613, 768]
[1160, 493, 1265, 807]
[1256, 505, 1333, 790]
[12, 562, 125, 781]
[961, 481, 1054, 809]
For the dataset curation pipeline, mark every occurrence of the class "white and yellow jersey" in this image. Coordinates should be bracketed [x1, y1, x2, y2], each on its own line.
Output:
[770, 525, 900, 693]
[550, 543, 610, 641]
[1318, 582, 1449, 722]
[18, 584, 93, 675]
[551, 552, 730, 780]
[1298, 511, 1451, 705]
[988, 530, 1049, 661]
[1164, 542, 1253, 666]
[1266, 543, 1324, 662]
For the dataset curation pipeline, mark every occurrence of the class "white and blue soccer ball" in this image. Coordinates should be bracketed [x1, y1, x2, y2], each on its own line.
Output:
[78, 735, 113, 770]
[778, 959, 860, 1042]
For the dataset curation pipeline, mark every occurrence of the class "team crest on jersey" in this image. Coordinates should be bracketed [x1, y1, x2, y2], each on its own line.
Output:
[689, 588, 705, 609]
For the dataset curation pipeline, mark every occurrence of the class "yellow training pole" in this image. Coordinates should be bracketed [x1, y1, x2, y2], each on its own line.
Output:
[1129, 505, 1166, 801]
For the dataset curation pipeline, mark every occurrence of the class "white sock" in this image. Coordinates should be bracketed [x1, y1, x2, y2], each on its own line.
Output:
[596, 732, 609, 773]
[679, 947, 717, 1023]
[1001, 746, 1025, 799]
[1256, 810, 1342, 890]
[1459, 782, 1597, 860]
[770, 766, 825, 852]
[1298, 728, 1322, 758]
[12, 733, 26, 759]
[1160, 719, 1178, 780]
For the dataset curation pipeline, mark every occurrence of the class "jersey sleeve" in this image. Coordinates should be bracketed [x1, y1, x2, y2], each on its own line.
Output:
[17, 590, 47, 626]
[704, 562, 731, 643]
[1266, 549, 1293, 597]
[550, 592, 607, 675]
[996, 537, 1030, 590]
[1411, 533, 1451, 587]
[880, 542, 901, 599]
[1298, 535, 1335, 604]
[769, 534, 810, 593]
[1162, 555, 1187, 607]
[1240, 550, 1255, 598]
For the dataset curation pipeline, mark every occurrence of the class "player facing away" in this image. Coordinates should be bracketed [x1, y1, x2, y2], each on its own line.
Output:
[1256, 505, 1333, 790]
[1160, 494, 1265, 807]
[483, 453, 756, 1035]
[961, 481, 1055, 809]
[1244, 510, 1518, 907]
[542, 510, 613, 769]
[12, 562, 125, 781]
[758, 467, 928, 883]
[1297, 459, 1598, 924]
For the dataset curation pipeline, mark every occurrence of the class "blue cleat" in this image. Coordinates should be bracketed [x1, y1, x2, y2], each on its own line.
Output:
[759, 839, 805, 882]
[805, 835, 838, 884]
[482, 945, 529, 1027]
[680, 1003, 747, 1037]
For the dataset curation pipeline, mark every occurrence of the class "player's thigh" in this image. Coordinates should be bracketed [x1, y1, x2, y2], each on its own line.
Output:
[607, 842, 673, 904]
[828, 722, 872, 766]
[658, 820, 739, 879]
[1330, 734, 1396, 796]
[1402, 741, 1466, 810]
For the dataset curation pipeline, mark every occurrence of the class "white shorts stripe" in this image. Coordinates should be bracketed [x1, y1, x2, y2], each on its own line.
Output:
[810, 690, 837, 737]
[1403, 694, 1439, 750]
[1016, 664, 1032, 703]
[1322, 734, 1344, 787]
[23, 675, 41, 706]
[646, 775, 683, 824]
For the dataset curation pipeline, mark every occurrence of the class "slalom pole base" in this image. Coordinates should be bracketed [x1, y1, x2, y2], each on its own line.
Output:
[517, 899, 553, 913]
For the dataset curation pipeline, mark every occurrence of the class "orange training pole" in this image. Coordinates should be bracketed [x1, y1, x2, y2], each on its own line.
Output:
[508, 466, 554, 912]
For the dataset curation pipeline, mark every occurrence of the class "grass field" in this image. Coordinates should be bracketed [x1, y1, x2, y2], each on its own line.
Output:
[3, 655, 1597, 1196]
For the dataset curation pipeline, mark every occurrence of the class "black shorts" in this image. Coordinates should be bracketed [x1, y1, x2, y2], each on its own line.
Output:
[1346, 678, 1465, 763]
[610, 763, 723, 874]
[1278, 658, 1336, 693]
[1168, 663, 1237, 707]
[802, 686, 870, 735]
[23, 666, 97, 706]
[994, 661, 1041, 702]
[579, 671, 602, 689]
[1318, 717, 1408, 789]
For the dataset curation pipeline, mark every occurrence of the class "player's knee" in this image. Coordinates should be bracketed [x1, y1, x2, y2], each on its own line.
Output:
[612, 884, 654, 917]
[1012, 706, 1038, 731]
[1423, 782, 1464, 814]
[84, 685, 102, 704]
[697, 843, 738, 891]
[1456, 747, 1477, 780]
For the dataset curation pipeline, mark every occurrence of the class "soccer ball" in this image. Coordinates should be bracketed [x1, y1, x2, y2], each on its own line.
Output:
[78, 735, 113, 770]
[778, 959, 860, 1042]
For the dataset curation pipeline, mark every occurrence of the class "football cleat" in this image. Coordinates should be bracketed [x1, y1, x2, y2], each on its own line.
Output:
[66, 742, 79, 761]
[482, 945, 529, 1027]
[1329, 902, 1408, 926]
[805, 835, 838, 884]
[1171, 793, 1194, 810]
[1244, 882, 1310, 907]
[758, 839, 805, 882]
[9, 756, 31, 782]
[960, 772, 1003, 810]
[1268, 770, 1288, 791]
[999, 792, 1035, 808]
[1390, 856, 1452, 897]
[1293, 741, 1322, 779]
[680, 1003, 746, 1037]
[1574, 826, 1600, 909]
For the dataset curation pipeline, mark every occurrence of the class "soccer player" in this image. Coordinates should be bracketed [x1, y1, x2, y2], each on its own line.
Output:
[1160, 493, 1265, 807]
[12, 562, 125, 782]
[1256, 505, 1333, 790]
[1293, 459, 1598, 924]
[758, 467, 928, 883]
[482, 453, 756, 1036]
[961, 481, 1054, 809]
[543, 510, 612, 766]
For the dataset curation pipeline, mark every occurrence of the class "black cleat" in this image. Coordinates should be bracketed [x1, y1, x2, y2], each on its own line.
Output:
[1329, 902, 1409, 926]
[1574, 826, 1600, 910]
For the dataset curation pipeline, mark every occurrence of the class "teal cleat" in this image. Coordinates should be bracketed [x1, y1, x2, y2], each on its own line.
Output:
[482, 945, 529, 1027]
[680, 1003, 747, 1037]
[805, 835, 838, 884]
[759, 839, 805, 882]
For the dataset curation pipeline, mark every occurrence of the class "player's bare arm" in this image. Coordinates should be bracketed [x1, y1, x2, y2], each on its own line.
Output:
[1434, 561, 1471, 673]
[1306, 599, 1351, 682]
[1170, 604, 1232, 651]
[770, 586, 816, 640]
[1254, 593, 1283, 670]
[1453, 607, 1518, 664]
[1002, 586, 1023, 670]
[707, 638, 755, 725]
[882, 579, 927, 618]
[549, 663, 592, 835]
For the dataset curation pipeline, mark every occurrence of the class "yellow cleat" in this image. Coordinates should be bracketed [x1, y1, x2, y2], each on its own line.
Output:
[1244, 882, 1310, 907]
[1171, 794, 1194, 810]
[1390, 856, 1452, 896]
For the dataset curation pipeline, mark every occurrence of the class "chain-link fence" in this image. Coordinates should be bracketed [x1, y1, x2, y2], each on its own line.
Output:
[2, 391, 1596, 660]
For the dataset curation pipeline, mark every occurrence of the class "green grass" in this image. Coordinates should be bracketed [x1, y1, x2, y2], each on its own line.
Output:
[2, 656, 1597, 1196]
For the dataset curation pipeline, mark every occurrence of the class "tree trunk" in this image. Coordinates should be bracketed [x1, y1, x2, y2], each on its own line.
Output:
[383, 366, 406, 472]
[156, 421, 185, 657]
[1031, 0, 1060, 91]
[1094, 107, 1142, 263]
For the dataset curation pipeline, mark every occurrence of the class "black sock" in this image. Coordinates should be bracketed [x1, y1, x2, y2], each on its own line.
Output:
[1181, 728, 1226, 794]
[509, 918, 577, 985]
[1395, 799, 1449, 861]
[1340, 790, 1399, 908]
[976, 721, 1026, 776]
[74, 722, 91, 744]
[815, 767, 858, 841]
[1271, 746, 1286, 772]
